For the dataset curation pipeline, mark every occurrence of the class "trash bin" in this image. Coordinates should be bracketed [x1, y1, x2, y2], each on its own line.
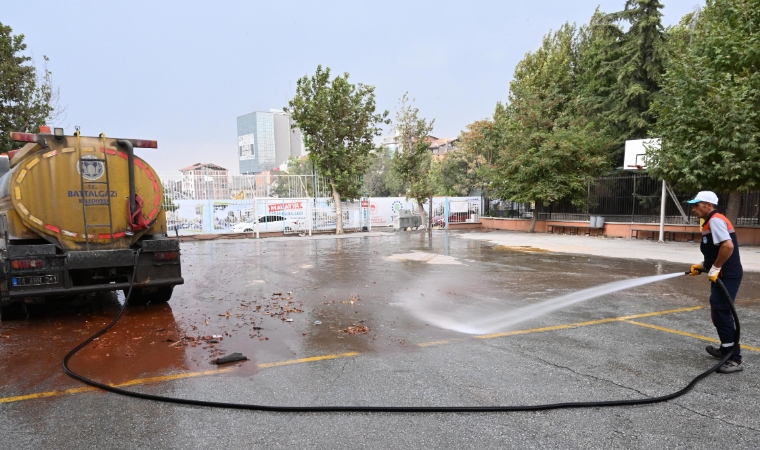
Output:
[589, 216, 598, 228]
[596, 216, 605, 228]
[398, 209, 422, 230]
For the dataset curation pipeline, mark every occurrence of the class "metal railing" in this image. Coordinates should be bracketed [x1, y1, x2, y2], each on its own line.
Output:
[487, 173, 760, 226]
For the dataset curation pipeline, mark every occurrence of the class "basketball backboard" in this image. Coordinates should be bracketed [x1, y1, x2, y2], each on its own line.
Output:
[623, 138, 660, 170]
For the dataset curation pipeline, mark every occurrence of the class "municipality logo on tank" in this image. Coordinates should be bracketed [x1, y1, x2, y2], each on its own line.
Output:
[77, 155, 105, 181]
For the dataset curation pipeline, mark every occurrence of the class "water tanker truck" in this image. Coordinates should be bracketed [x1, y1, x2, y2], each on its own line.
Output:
[0, 128, 183, 319]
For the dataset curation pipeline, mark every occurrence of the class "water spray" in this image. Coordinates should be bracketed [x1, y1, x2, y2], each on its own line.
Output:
[411, 272, 686, 335]
[62, 269, 741, 412]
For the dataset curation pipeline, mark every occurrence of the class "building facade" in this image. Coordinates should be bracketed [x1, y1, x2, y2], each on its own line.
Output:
[179, 163, 229, 199]
[237, 110, 305, 174]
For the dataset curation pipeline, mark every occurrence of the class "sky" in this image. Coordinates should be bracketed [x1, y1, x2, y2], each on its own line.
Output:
[4, 0, 702, 171]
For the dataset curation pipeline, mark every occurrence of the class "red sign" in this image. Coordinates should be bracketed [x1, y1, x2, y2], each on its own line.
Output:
[267, 202, 303, 213]
[361, 200, 369, 208]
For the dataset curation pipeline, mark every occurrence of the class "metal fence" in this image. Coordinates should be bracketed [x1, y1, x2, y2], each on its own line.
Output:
[487, 173, 760, 226]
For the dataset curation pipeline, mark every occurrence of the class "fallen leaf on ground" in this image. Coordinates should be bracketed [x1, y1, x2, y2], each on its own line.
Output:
[340, 325, 369, 334]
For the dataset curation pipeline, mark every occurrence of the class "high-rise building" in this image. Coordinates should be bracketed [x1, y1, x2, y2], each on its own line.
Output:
[236, 110, 305, 174]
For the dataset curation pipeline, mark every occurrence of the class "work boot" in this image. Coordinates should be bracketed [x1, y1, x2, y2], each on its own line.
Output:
[717, 359, 744, 374]
[706, 345, 724, 359]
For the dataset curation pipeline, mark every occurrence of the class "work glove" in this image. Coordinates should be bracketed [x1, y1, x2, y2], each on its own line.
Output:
[689, 264, 703, 276]
[708, 266, 721, 282]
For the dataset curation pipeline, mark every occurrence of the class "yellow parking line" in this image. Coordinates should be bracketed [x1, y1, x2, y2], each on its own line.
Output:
[475, 306, 704, 340]
[257, 352, 359, 368]
[0, 368, 234, 404]
[0, 386, 95, 404]
[417, 339, 461, 348]
[624, 320, 760, 353]
[0, 306, 706, 405]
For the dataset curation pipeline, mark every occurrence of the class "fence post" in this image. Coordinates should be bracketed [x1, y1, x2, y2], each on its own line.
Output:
[255, 198, 260, 239]
[308, 200, 313, 236]
[445, 197, 450, 229]
[658, 179, 666, 243]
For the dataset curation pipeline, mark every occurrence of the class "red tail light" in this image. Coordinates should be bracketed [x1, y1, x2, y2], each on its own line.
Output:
[133, 139, 158, 148]
[9, 132, 39, 143]
[12, 259, 44, 270]
[154, 251, 179, 261]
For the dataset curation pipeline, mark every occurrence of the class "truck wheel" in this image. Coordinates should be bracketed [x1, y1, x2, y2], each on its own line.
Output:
[24, 301, 47, 318]
[123, 289, 149, 306]
[1, 302, 26, 320]
[148, 287, 174, 304]
[124, 287, 173, 305]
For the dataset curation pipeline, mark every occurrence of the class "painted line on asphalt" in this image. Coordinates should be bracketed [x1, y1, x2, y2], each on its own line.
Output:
[0, 306, 705, 405]
[0, 367, 234, 404]
[624, 320, 760, 353]
[474, 306, 704, 340]
[257, 352, 360, 368]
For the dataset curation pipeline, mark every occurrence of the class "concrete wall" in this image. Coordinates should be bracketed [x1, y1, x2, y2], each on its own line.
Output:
[481, 218, 760, 246]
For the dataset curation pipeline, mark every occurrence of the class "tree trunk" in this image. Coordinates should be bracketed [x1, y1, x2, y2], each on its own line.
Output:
[417, 199, 427, 230]
[725, 191, 741, 225]
[331, 182, 343, 235]
[529, 199, 543, 233]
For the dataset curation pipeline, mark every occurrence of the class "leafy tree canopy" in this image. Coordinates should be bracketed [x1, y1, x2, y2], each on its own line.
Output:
[648, 0, 760, 220]
[577, 1, 666, 162]
[364, 147, 404, 197]
[286, 65, 388, 233]
[0, 21, 61, 153]
[492, 24, 612, 231]
[391, 93, 435, 226]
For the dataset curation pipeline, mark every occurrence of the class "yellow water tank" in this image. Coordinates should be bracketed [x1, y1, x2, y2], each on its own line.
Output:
[1, 133, 164, 251]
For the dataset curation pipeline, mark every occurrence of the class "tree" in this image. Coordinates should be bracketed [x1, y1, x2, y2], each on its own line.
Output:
[391, 93, 435, 228]
[575, 2, 666, 163]
[364, 147, 404, 197]
[492, 24, 611, 232]
[648, 0, 760, 223]
[287, 65, 389, 234]
[436, 149, 486, 197]
[0, 22, 61, 153]
[451, 107, 508, 200]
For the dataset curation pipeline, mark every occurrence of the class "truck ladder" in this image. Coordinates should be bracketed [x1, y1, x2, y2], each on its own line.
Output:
[77, 133, 115, 250]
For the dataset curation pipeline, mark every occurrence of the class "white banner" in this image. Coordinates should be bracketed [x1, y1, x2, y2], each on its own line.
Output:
[367, 197, 481, 226]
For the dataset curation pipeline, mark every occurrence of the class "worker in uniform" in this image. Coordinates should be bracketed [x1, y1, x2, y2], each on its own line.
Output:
[688, 191, 743, 373]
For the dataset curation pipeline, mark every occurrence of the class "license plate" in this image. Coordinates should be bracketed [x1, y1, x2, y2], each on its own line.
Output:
[12, 275, 58, 287]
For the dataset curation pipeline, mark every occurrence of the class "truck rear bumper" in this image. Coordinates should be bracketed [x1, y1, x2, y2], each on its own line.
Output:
[6, 277, 184, 299]
[1, 240, 183, 304]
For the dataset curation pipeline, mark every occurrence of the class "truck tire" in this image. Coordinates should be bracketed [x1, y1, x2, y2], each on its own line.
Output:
[1, 301, 26, 320]
[24, 301, 46, 318]
[148, 287, 173, 304]
[124, 286, 173, 305]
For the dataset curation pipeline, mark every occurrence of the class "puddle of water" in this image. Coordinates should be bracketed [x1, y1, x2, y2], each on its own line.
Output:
[387, 251, 461, 265]
[403, 272, 685, 335]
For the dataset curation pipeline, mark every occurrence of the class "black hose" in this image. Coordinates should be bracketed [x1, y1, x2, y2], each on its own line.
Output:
[63, 272, 740, 412]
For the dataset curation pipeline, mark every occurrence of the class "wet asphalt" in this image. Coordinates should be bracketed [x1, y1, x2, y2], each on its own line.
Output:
[1, 230, 759, 449]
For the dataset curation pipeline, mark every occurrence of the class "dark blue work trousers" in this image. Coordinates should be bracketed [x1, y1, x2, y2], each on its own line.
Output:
[710, 276, 742, 361]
